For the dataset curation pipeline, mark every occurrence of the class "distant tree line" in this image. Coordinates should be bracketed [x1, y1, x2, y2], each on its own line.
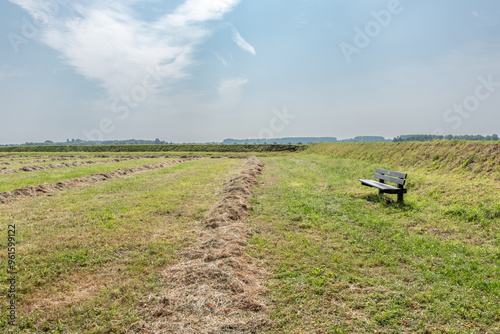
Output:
[222, 137, 338, 145]
[222, 136, 390, 144]
[393, 134, 499, 142]
[0, 144, 302, 153]
[2, 135, 499, 147]
[4, 138, 170, 147]
[338, 136, 390, 143]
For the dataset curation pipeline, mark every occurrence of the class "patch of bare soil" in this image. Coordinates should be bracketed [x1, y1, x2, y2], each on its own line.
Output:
[0, 157, 199, 204]
[132, 157, 269, 334]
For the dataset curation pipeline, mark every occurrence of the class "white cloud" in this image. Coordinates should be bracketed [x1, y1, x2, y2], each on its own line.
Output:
[217, 77, 248, 107]
[8, 0, 241, 98]
[232, 29, 256, 56]
[214, 52, 229, 66]
[0, 66, 29, 80]
[165, 0, 240, 26]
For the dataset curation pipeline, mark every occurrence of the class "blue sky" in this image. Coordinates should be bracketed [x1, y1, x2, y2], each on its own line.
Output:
[1, 0, 500, 144]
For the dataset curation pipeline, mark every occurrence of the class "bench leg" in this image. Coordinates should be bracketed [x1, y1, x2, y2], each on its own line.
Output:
[397, 192, 404, 203]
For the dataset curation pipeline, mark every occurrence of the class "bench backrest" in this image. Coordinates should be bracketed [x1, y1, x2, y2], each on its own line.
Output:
[375, 168, 407, 188]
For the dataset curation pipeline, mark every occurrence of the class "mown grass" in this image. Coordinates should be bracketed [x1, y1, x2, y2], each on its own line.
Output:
[0, 158, 174, 192]
[0, 144, 301, 153]
[0, 157, 135, 170]
[0, 158, 244, 332]
[248, 154, 500, 333]
[1, 144, 499, 333]
[0, 151, 292, 161]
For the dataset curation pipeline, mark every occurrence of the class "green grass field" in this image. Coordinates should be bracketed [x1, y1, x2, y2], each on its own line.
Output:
[0, 158, 245, 332]
[1, 143, 499, 333]
[248, 153, 500, 333]
[0, 157, 140, 171]
[0, 158, 175, 192]
[0, 143, 301, 153]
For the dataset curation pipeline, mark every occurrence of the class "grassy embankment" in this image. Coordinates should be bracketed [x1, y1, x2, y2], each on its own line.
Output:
[248, 141, 500, 333]
[0, 158, 244, 332]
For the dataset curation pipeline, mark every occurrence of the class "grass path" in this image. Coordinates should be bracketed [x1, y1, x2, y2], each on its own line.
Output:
[248, 154, 500, 333]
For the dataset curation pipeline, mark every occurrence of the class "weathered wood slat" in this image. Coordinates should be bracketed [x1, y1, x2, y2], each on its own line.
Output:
[374, 173, 406, 186]
[375, 168, 407, 179]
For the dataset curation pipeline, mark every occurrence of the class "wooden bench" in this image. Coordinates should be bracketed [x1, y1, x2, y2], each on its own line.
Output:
[358, 169, 408, 202]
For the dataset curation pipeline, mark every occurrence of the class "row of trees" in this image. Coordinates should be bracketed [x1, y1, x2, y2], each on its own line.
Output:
[393, 134, 499, 142]
[14, 138, 170, 146]
[222, 136, 391, 144]
[222, 137, 338, 145]
[339, 136, 390, 143]
[3, 135, 499, 147]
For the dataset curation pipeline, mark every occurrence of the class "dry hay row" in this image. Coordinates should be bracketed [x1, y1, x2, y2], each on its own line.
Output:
[0, 157, 200, 204]
[0, 155, 105, 165]
[0, 156, 171, 175]
[134, 156, 269, 334]
[0, 155, 245, 167]
[0, 155, 184, 169]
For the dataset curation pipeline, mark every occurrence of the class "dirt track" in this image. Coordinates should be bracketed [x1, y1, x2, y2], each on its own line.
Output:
[0, 157, 199, 204]
[134, 157, 269, 333]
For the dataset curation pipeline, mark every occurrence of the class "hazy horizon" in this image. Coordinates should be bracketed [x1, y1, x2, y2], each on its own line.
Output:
[1, 0, 500, 145]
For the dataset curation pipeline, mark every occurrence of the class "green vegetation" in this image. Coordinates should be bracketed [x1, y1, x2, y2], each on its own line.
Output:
[394, 134, 499, 142]
[223, 136, 390, 144]
[0, 158, 171, 192]
[0, 157, 130, 170]
[0, 158, 244, 332]
[0, 144, 301, 153]
[223, 137, 338, 144]
[1, 141, 499, 333]
[306, 141, 500, 174]
[248, 153, 500, 333]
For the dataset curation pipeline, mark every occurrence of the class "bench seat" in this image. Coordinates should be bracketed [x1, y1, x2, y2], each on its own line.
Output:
[358, 179, 408, 194]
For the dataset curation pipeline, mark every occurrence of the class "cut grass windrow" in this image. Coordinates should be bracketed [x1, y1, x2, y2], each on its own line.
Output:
[0, 158, 200, 203]
[0, 156, 158, 175]
[0, 158, 189, 193]
[136, 157, 269, 333]
[0, 155, 111, 166]
[0, 157, 244, 332]
[0, 155, 192, 171]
